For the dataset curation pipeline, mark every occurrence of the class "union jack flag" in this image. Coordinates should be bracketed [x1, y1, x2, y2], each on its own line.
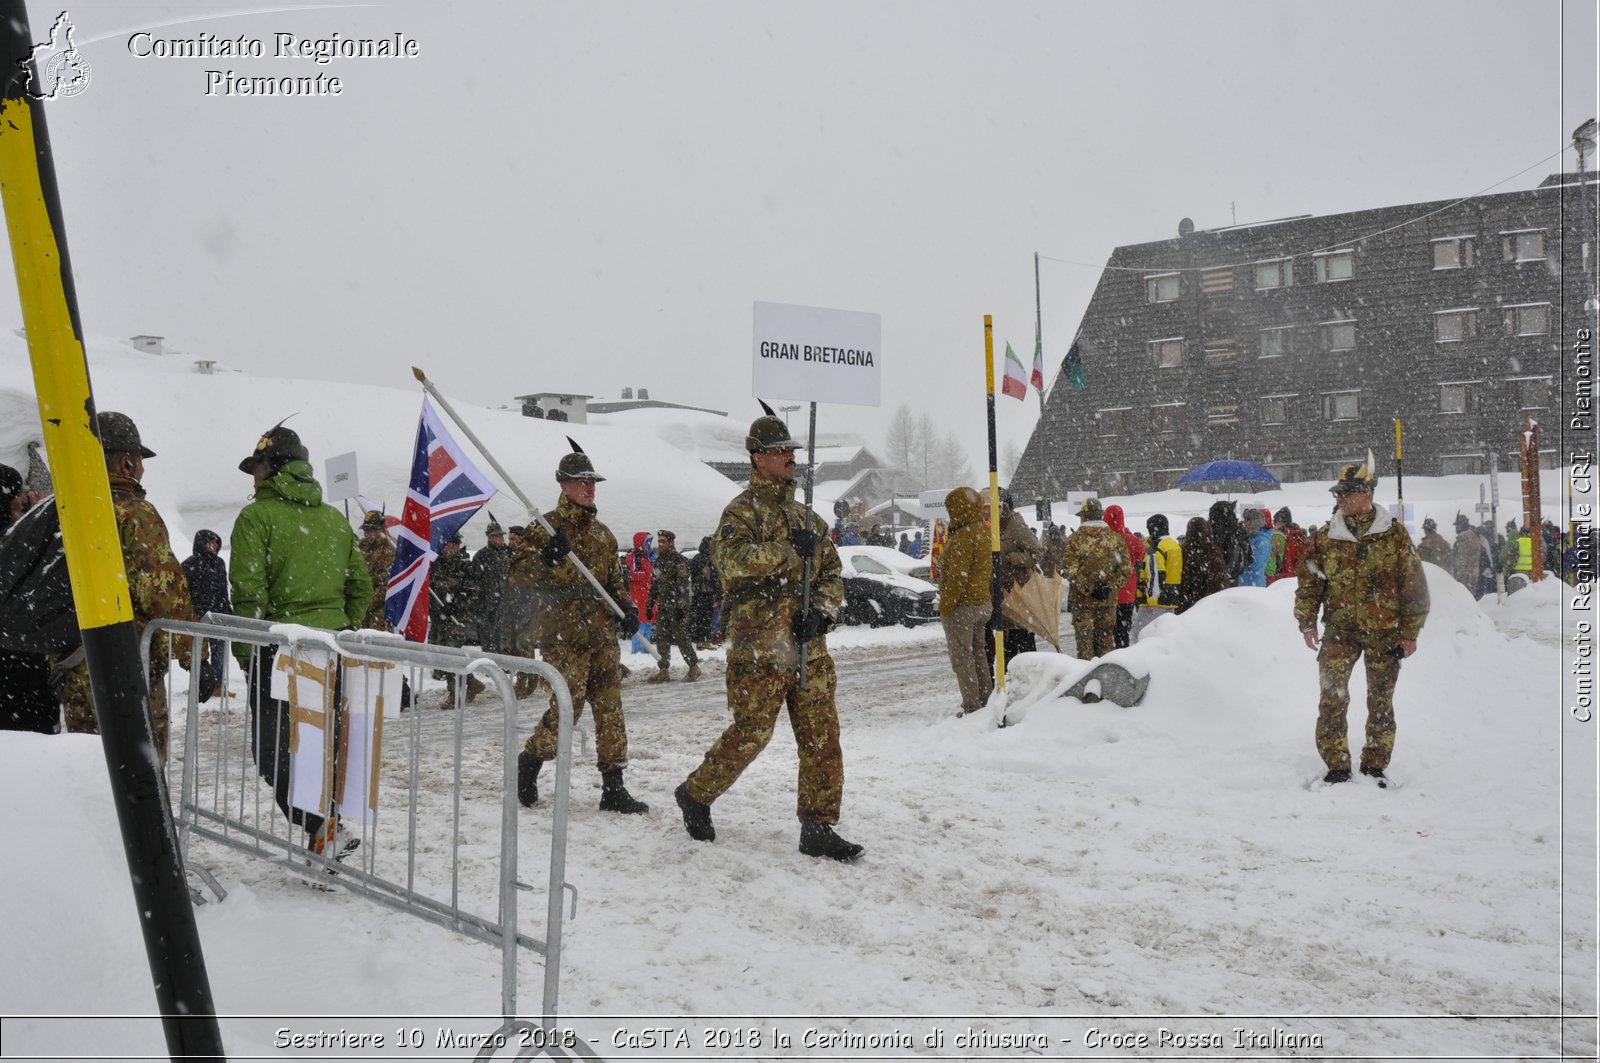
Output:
[385, 398, 496, 641]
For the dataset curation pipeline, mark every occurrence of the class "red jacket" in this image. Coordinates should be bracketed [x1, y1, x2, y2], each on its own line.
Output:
[1103, 505, 1147, 605]
[625, 531, 654, 621]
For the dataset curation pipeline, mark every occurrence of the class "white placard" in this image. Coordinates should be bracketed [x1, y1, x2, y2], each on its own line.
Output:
[919, 489, 952, 521]
[324, 451, 359, 502]
[752, 301, 881, 408]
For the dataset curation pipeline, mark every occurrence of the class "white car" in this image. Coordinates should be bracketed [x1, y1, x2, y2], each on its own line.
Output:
[837, 543, 931, 581]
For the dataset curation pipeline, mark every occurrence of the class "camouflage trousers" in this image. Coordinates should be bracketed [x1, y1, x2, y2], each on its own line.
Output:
[1316, 632, 1402, 773]
[684, 654, 843, 824]
[523, 638, 629, 772]
[1070, 602, 1117, 660]
[61, 655, 170, 763]
[652, 602, 698, 671]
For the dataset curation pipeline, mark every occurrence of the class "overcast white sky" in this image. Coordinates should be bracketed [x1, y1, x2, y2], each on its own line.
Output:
[4, 0, 1597, 472]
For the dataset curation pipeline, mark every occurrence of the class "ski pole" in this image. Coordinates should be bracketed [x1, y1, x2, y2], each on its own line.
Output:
[410, 368, 660, 662]
[798, 400, 817, 687]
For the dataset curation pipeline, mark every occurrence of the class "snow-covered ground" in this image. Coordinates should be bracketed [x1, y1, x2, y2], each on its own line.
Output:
[0, 337, 1595, 1060]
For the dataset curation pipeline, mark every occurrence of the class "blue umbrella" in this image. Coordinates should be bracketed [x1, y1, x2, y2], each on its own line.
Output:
[1177, 459, 1281, 494]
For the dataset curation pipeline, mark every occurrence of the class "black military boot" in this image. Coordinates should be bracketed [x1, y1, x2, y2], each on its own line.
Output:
[517, 752, 542, 807]
[799, 822, 864, 862]
[673, 782, 715, 842]
[1323, 768, 1352, 784]
[599, 770, 649, 814]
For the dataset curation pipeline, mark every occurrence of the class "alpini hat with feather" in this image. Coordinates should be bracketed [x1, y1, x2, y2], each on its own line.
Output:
[1329, 449, 1378, 495]
[745, 399, 801, 452]
[361, 509, 387, 531]
[556, 437, 605, 482]
[239, 419, 308, 474]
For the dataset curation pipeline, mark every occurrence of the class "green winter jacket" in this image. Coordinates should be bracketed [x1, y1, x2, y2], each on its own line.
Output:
[229, 461, 373, 637]
[1293, 505, 1429, 641]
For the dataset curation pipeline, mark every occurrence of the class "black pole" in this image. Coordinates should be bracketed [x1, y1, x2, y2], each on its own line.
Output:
[0, 5, 225, 1059]
[798, 401, 818, 686]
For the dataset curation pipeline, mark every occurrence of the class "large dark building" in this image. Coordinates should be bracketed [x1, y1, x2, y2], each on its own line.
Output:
[1012, 171, 1597, 499]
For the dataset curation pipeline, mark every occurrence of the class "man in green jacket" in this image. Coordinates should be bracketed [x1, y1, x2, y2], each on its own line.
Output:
[231, 424, 372, 856]
[1294, 458, 1429, 786]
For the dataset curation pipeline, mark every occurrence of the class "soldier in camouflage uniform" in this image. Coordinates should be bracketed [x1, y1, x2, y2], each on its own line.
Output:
[673, 414, 863, 861]
[1449, 513, 1486, 599]
[511, 447, 648, 815]
[58, 412, 198, 761]
[358, 511, 395, 631]
[430, 533, 484, 702]
[471, 517, 513, 654]
[645, 528, 701, 683]
[1417, 517, 1451, 569]
[1058, 498, 1132, 660]
[504, 525, 542, 697]
[1294, 458, 1430, 785]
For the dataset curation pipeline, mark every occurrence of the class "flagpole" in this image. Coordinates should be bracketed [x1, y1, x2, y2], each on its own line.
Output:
[797, 400, 818, 687]
[410, 368, 660, 661]
[1034, 252, 1045, 420]
[985, 316, 1007, 726]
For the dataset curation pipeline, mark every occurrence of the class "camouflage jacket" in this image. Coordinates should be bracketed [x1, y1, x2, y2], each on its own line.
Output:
[472, 540, 512, 631]
[712, 468, 842, 667]
[1293, 506, 1429, 641]
[1450, 531, 1485, 590]
[1417, 530, 1451, 568]
[428, 547, 478, 646]
[111, 474, 195, 671]
[508, 495, 631, 651]
[1059, 521, 1133, 607]
[359, 535, 395, 630]
[648, 544, 692, 614]
[999, 510, 1044, 593]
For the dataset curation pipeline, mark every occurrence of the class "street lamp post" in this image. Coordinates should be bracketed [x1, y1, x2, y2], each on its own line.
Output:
[779, 403, 801, 429]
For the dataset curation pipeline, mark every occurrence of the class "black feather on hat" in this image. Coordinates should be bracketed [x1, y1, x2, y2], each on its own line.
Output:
[567, 437, 584, 454]
[758, 399, 778, 417]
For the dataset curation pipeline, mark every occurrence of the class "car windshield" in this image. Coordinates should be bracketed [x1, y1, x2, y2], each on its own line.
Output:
[851, 557, 893, 575]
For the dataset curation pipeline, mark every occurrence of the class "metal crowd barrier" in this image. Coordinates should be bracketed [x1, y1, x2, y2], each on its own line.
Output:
[142, 614, 581, 1040]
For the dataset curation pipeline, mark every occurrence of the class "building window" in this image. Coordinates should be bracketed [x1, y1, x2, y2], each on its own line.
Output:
[559, 396, 573, 406]
[1260, 395, 1292, 425]
[1313, 250, 1354, 283]
[1434, 309, 1479, 343]
[1151, 403, 1187, 436]
[1504, 303, 1550, 336]
[1319, 320, 1357, 352]
[1264, 463, 1301, 484]
[1207, 404, 1239, 427]
[1106, 470, 1137, 494]
[1322, 391, 1360, 421]
[1201, 269, 1234, 296]
[1096, 407, 1132, 436]
[1438, 383, 1477, 414]
[1501, 230, 1546, 263]
[1146, 273, 1180, 303]
[1258, 327, 1291, 358]
[1254, 259, 1293, 289]
[1204, 341, 1237, 362]
[1432, 236, 1476, 270]
[1440, 454, 1484, 476]
[1152, 468, 1187, 491]
[1511, 377, 1553, 410]
[1150, 337, 1184, 368]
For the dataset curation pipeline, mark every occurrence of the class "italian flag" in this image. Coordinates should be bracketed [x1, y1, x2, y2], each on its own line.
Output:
[1001, 341, 1028, 400]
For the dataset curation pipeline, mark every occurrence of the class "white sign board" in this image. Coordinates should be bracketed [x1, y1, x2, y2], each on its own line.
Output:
[919, 489, 952, 522]
[752, 300, 881, 408]
[324, 451, 359, 502]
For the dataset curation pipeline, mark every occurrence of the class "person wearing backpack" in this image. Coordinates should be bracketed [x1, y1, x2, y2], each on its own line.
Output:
[0, 462, 57, 734]
[57, 413, 199, 760]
